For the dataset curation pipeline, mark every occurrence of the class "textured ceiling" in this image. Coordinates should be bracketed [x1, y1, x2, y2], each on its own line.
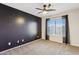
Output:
[3, 3, 79, 17]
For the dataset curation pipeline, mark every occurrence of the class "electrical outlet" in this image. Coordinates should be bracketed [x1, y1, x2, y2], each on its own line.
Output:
[8, 42, 11, 46]
[37, 36, 39, 38]
[22, 39, 24, 42]
[17, 40, 19, 43]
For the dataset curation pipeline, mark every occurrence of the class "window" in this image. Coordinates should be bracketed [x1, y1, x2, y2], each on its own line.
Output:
[47, 17, 66, 37]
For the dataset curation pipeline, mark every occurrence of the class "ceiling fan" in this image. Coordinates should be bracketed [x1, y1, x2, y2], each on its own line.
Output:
[36, 4, 56, 14]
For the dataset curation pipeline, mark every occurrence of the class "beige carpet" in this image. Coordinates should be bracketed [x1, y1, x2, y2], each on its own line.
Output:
[0, 39, 79, 55]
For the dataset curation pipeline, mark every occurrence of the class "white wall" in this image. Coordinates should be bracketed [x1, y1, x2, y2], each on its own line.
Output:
[42, 9, 79, 47]
[69, 10, 79, 47]
[42, 17, 46, 39]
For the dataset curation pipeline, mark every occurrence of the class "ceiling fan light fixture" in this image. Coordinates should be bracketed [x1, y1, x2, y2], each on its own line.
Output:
[42, 11, 48, 14]
[36, 4, 56, 14]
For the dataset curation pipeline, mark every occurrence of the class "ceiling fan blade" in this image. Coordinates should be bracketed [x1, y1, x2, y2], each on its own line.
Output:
[48, 4, 51, 8]
[46, 9, 56, 11]
[36, 8, 43, 10]
[38, 12, 42, 14]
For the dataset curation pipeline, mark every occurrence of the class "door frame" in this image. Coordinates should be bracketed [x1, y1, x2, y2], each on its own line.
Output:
[45, 18, 49, 40]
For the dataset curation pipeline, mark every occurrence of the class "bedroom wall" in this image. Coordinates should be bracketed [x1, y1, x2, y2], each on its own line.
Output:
[42, 17, 46, 39]
[0, 4, 41, 52]
[42, 9, 79, 47]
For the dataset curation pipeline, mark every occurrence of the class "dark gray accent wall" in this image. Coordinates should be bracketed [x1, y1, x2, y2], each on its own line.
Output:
[0, 4, 41, 52]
